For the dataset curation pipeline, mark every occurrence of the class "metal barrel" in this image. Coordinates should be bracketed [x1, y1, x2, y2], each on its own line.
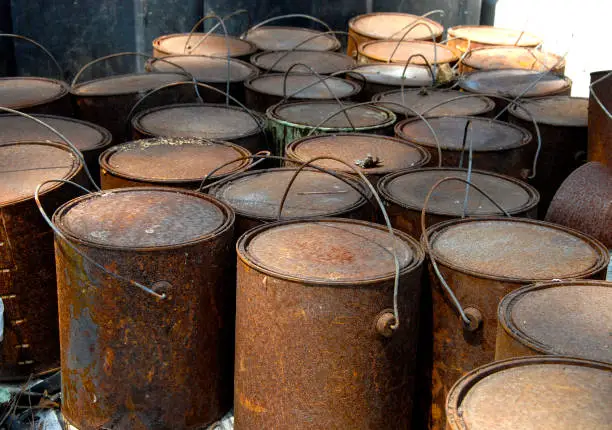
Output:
[99, 137, 252, 190]
[496, 280, 612, 363]
[588, 70, 612, 166]
[234, 218, 425, 429]
[53, 187, 235, 429]
[350, 64, 434, 102]
[251, 50, 355, 75]
[377, 167, 539, 239]
[152, 33, 257, 61]
[461, 46, 566, 74]
[446, 356, 612, 430]
[421, 217, 609, 430]
[0, 141, 84, 380]
[0, 76, 72, 116]
[508, 96, 588, 216]
[244, 26, 340, 52]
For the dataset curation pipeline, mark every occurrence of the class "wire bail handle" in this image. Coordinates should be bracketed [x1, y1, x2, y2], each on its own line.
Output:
[0, 34, 64, 80]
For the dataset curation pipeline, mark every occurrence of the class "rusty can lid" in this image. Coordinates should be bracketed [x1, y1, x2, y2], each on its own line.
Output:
[286, 133, 431, 176]
[100, 137, 251, 183]
[153, 33, 257, 58]
[447, 25, 542, 47]
[426, 218, 608, 281]
[378, 168, 539, 216]
[244, 26, 341, 51]
[353, 63, 432, 86]
[373, 88, 494, 116]
[267, 100, 396, 130]
[250, 50, 356, 74]
[509, 96, 588, 127]
[210, 168, 366, 220]
[54, 188, 233, 249]
[446, 356, 611, 430]
[72, 72, 188, 96]
[499, 280, 612, 363]
[459, 69, 571, 98]
[0, 141, 81, 206]
[359, 40, 458, 65]
[349, 12, 444, 41]
[245, 73, 361, 100]
[395, 116, 531, 152]
[463, 46, 565, 72]
[132, 103, 261, 141]
[0, 114, 112, 152]
[147, 55, 259, 83]
[238, 218, 424, 283]
[0, 77, 68, 110]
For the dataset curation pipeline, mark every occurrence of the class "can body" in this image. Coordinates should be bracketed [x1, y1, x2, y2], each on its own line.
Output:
[588, 70, 612, 166]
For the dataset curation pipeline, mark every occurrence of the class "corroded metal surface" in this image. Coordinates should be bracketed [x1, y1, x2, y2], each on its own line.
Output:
[446, 356, 612, 430]
[0, 141, 83, 380]
[350, 64, 433, 101]
[54, 187, 235, 429]
[234, 218, 425, 429]
[496, 280, 612, 363]
[244, 26, 340, 51]
[0, 77, 72, 116]
[462, 46, 565, 74]
[251, 50, 356, 75]
[152, 33, 257, 60]
[447, 25, 541, 54]
[588, 70, 612, 166]
[358, 40, 458, 66]
[545, 162, 612, 248]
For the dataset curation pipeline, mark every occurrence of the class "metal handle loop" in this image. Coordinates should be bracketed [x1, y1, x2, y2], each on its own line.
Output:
[197, 150, 270, 192]
[388, 9, 445, 39]
[400, 53, 435, 90]
[590, 70, 612, 119]
[0, 34, 64, 80]
[387, 23, 438, 81]
[241, 14, 333, 38]
[188, 10, 251, 45]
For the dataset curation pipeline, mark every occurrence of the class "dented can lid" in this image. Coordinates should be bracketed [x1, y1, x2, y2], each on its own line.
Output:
[100, 137, 251, 183]
[0, 77, 68, 110]
[244, 26, 341, 51]
[245, 73, 361, 100]
[462, 46, 565, 72]
[446, 356, 611, 430]
[447, 25, 542, 47]
[352, 63, 433, 86]
[0, 141, 82, 206]
[499, 280, 612, 363]
[238, 218, 424, 283]
[509, 96, 588, 127]
[349, 12, 444, 41]
[210, 168, 366, 220]
[146, 55, 259, 83]
[359, 40, 458, 65]
[378, 168, 539, 216]
[153, 33, 257, 58]
[286, 133, 431, 176]
[459, 69, 571, 98]
[54, 188, 233, 248]
[71, 72, 188, 96]
[426, 218, 609, 281]
[395, 116, 531, 151]
[250, 50, 356, 75]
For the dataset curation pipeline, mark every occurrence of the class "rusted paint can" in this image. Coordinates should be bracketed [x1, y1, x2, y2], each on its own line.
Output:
[266, 100, 396, 156]
[100, 137, 251, 190]
[588, 70, 612, 166]
[546, 162, 612, 248]
[234, 218, 425, 428]
[54, 187, 235, 429]
[0, 141, 83, 380]
[508, 96, 588, 216]
[243, 26, 340, 51]
[461, 46, 566, 74]
[422, 217, 609, 429]
[378, 167, 539, 239]
[496, 280, 612, 363]
[145, 55, 259, 103]
[347, 12, 444, 57]
[131, 103, 266, 153]
[0, 77, 72, 116]
[447, 25, 542, 55]
[286, 133, 431, 184]
[250, 50, 356, 75]
[350, 63, 433, 101]
[395, 115, 533, 179]
[244, 73, 362, 113]
[152, 33, 257, 61]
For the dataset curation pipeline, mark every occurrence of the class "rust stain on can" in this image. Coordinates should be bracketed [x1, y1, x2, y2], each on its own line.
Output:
[0, 76, 72, 116]
[588, 70, 612, 166]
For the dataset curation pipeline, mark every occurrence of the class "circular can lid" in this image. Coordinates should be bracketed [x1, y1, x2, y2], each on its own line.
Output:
[378, 168, 539, 216]
[132, 103, 261, 141]
[238, 218, 424, 283]
[509, 96, 588, 127]
[373, 88, 494, 116]
[0, 141, 81, 206]
[427, 218, 608, 281]
[359, 40, 458, 65]
[245, 74, 361, 100]
[72, 72, 188, 96]
[54, 188, 233, 249]
[447, 25, 542, 47]
[250, 50, 355, 75]
[244, 26, 340, 51]
[352, 63, 432, 86]
[349, 12, 444, 41]
[210, 168, 366, 220]
[499, 280, 612, 363]
[459, 69, 571, 98]
[0, 114, 112, 152]
[0, 77, 68, 110]
[447, 356, 611, 430]
[267, 100, 395, 130]
[463, 47, 565, 72]
[147, 55, 259, 83]
[286, 133, 431, 176]
[395, 116, 531, 152]
[100, 137, 251, 183]
[153, 33, 257, 57]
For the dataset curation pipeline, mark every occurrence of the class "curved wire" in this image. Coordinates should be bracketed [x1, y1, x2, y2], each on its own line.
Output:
[589, 70, 612, 119]
[388, 9, 446, 39]
[0, 34, 63, 80]
[386, 23, 439, 81]
[241, 13, 333, 38]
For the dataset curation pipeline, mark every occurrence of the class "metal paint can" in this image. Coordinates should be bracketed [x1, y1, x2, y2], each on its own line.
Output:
[461, 46, 566, 74]
[350, 63, 433, 102]
[243, 26, 340, 52]
[447, 25, 542, 54]
[588, 70, 612, 166]
[0, 76, 72, 116]
[152, 33, 257, 61]
[250, 50, 355, 75]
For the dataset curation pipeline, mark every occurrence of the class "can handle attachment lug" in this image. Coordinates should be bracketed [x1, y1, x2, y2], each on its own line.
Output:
[462, 307, 482, 332]
[375, 310, 397, 338]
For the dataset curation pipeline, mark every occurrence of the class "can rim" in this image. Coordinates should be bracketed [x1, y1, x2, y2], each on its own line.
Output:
[146, 54, 260, 83]
[358, 40, 459, 65]
[462, 46, 565, 71]
[70, 72, 190, 97]
[447, 25, 542, 47]
[243, 73, 362, 99]
[250, 50, 356, 74]
[0, 76, 69, 110]
[152, 32, 258, 58]
[244, 25, 342, 51]
[507, 95, 589, 127]
[458, 68, 573, 97]
[348, 12, 444, 41]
